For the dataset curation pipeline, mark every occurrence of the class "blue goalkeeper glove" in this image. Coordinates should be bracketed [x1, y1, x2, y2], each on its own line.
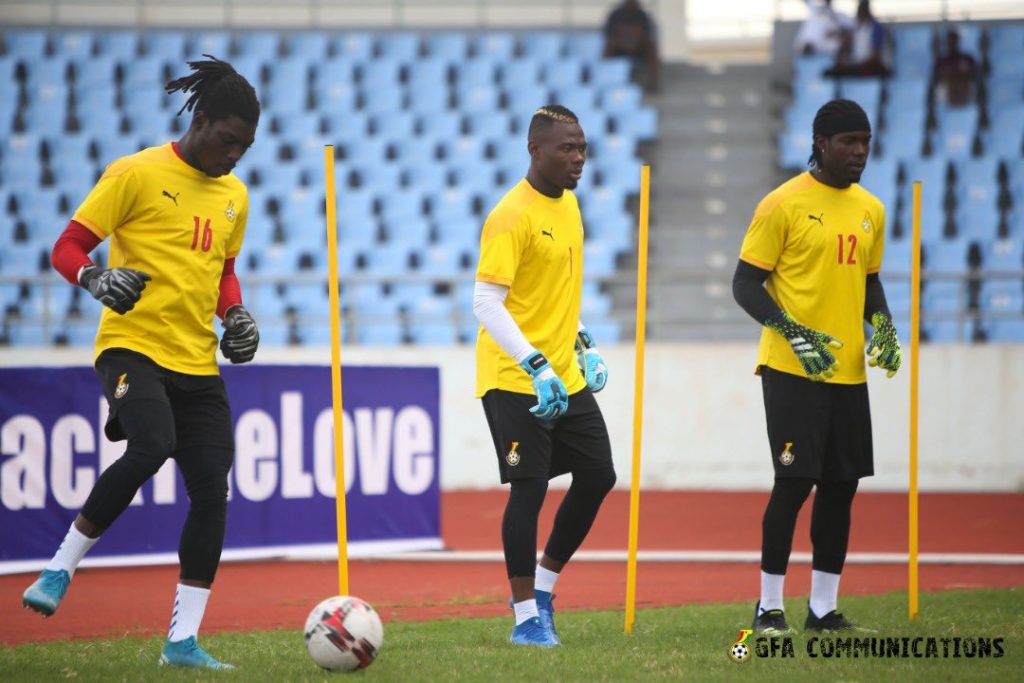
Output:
[79, 265, 151, 314]
[220, 305, 260, 364]
[575, 327, 608, 392]
[866, 312, 901, 378]
[765, 310, 844, 382]
[520, 351, 568, 420]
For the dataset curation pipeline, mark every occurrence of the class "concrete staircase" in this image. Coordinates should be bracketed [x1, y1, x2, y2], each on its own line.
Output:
[609, 62, 789, 341]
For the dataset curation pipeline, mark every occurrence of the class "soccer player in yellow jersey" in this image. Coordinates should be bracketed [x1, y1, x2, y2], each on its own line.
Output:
[22, 56, 260, 670]
[733, 99, 901, 635]
[473, 105, 615, 647]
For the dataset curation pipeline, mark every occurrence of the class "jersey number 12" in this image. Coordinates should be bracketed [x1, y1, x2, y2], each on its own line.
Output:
[837, 233, 857, 265]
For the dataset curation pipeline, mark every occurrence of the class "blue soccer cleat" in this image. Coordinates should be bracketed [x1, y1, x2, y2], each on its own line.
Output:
[22, 569, 70, 617]
[159, 636, 235, 670]
[535, 590, 560, 645]
[509, 616, 559, 647]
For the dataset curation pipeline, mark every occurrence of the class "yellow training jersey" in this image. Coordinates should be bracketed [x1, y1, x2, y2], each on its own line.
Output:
[73, 143, 249, 375]
[475, 179, 587, 398]
[739, 172, 886, 384]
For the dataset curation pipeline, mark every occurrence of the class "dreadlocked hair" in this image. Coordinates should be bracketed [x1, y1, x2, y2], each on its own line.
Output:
[165, 54, 260, 123]
[528, 104, 579, 139]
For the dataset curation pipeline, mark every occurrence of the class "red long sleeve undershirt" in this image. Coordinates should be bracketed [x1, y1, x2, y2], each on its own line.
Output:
[50, 220, 243, 319]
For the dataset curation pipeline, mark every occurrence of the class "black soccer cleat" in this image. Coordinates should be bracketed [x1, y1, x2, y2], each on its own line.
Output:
[804, 606, 875, 633]
[752, 601, 793, 635]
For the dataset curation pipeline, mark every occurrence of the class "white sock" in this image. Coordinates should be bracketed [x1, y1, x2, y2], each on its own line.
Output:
[45, 523, 99, 577]
[809, 570, 841, 618]
[513, 599, 539, 625]
[168, 584, 211, 642]
[759, 571, 786, 612]
[535, 566, 559, 594]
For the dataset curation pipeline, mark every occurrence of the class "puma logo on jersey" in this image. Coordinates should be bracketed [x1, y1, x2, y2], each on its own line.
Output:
[808, 213, 824, 226]
[162, 190, 180, 206]
[541, 228, 554, 241]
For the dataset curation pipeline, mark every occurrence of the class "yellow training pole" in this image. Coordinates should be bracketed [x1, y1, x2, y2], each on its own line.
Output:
[908, 181, 922, 621]
[625, 165, 650, 635]
[324, 145, 350, 596]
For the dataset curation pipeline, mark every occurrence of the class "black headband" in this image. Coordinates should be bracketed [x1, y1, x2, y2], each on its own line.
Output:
[813, 99, 871, 138]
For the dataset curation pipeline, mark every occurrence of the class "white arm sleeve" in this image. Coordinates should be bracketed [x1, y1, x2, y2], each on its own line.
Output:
[473, 281, 536, 364]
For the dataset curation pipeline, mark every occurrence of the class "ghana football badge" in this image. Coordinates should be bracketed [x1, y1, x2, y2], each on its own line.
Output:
[114, 373, 129, 399]
[506, 441, 521, 466]
[779, 442, 795, 466]
[225, 200, 236, 223]
[861, 214, 871, 232]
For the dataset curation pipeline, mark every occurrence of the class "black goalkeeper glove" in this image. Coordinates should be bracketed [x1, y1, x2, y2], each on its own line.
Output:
[79, 265, 151, 314]
[220, 305, 259, 364]
[765, 310, 844, 382]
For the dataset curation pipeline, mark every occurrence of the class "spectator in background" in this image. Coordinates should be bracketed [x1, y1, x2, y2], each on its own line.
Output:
[932, 29, 979, 107]
[603, 0, 660, 92]
[825, 0, 891, 77]
[794, 0, 854, 56]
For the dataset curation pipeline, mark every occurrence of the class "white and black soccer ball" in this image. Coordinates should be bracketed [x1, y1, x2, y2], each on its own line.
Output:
[304, 595, 384, 672]
[729, 641, 751, 663]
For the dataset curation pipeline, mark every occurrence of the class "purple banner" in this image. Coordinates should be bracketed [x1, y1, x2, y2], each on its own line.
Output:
[0, 365, 440, 565]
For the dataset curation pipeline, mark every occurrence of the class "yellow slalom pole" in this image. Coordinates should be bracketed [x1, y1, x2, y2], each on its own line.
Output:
[324, 145, 350, 596]
[908, 180, 922, 621]
[625, 165, 650, 635]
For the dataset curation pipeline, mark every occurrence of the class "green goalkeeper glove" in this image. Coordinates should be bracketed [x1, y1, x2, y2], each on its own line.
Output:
[765, 310, 844, 382]
[866, 312, 901, 378]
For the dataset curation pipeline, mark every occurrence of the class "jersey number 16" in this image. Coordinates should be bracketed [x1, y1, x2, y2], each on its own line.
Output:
[191, 216, 213, 252]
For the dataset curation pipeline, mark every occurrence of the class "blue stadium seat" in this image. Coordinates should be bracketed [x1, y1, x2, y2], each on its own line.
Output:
[122, 56, 169, 90]
[378, 32, 421, 62]
[351, 287, 401, 318]
[235, 31, 280, 60]
[473, 33, 517, 61]
[836, 78, 883, 117]
[360, 59, 403, 87]
[979, 279, 1023, 315]
[588, 57, 632, 89]
[433, 216, 480, 252]
[340, 137, 389, 165]
[544, 59, 586, 89]
[580, 290, 613, 318]
[600, 84, 643, 112]
[442, 136, 487, 167]
[96, 31, 138, 60]
[186, 32, 230, 60]
[407, 322, 458, 345]
[501, 58, 543, 90]
[924, 237, 971, 273]
[613, 107, 657, 141]
[792, 54, 832, 82]
[584, 241, 618, 277]
[983, 319, 1024, 342]
[933, 105, 978, 159]
[314, 55, 358, 86]
[5, 29, 49, 58]
[407, 82, 451, 114]
[144, 30, 187, 60]
[922, 279, 963, 314]
[455, 60, 497, 89]
[1, 242, 47, 276]
[522, 33, 564, 61]
[364, 244, 412, 275]
[984, 238, 1024, 271]
[416, 244, 465, 275]
[457, 84, 500, 114]
[380, 189, 426, 223]
[426, 32, 469, 63]
[566, 32, 603, 61]
[53, 30, 95, 59]
[407, 59, 450, 89]
[922, 319, 970, 342]
[333, 33, 375, 61]
[362, 86, 405, 114]
[284, 32, 329, 62]
[956, 203, 1000, 242]
[355, 321, 405, 345]
[387, 217, 431, 245]
[985, 76, 1024, 110]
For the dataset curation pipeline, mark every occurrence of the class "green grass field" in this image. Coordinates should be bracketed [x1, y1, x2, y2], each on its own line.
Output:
[2, 589, 1021, 682]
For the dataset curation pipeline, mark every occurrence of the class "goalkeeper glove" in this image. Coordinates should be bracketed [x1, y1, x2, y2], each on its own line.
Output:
[765, 310, 843, 382]
[575, 327, 608, 392]
[79, 265, 151, 314]
[866, 312, 901, 378]
[520, 351, 568, 420]
[220, 305, 260, 364]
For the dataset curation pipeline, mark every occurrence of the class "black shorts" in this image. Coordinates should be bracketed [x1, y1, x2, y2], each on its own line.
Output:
[95, 348, 233, 450]
[481, 388, 613, 484]
[761, 366, 873, 481]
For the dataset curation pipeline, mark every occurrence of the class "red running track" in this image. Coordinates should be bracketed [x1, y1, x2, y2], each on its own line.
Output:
[1, 491, 1022, 645]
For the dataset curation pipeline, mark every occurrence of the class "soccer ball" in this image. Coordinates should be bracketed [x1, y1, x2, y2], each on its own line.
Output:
[304, 595, 384, 672]
[729, 641, 751, 663]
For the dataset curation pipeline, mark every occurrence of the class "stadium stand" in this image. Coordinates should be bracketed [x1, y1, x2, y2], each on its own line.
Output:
[779, 21, 1024, 342]
[0, 28, 657, 346]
